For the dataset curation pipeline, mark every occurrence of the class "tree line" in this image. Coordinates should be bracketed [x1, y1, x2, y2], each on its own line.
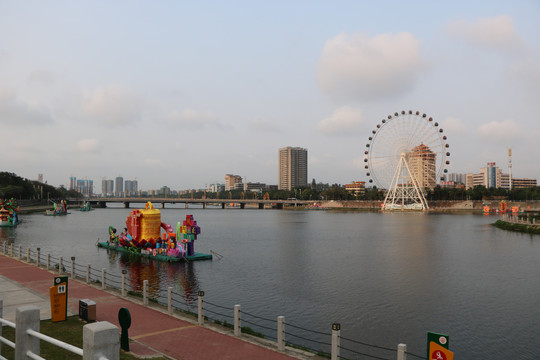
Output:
[0, 172, 83, 201]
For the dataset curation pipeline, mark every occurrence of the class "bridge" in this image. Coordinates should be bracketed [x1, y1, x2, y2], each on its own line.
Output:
[88, 197, 313, 209]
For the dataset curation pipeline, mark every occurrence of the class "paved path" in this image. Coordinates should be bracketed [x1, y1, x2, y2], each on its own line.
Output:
[0, 253, 315, 359]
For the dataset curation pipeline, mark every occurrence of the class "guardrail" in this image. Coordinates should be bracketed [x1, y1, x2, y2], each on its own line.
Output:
[1, 241, 427, 360]
[0, 299, 118, 360]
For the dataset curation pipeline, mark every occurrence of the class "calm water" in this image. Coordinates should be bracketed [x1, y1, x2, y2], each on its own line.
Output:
[2, 206, 539, 359]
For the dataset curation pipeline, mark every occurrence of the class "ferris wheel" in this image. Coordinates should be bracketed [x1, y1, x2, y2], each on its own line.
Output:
[364, 110, 450, 210]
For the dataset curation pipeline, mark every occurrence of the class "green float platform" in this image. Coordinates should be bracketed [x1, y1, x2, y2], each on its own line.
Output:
[96, 242, 212, 262]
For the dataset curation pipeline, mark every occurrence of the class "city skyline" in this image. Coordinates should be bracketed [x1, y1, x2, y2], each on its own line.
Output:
[1, 1, 539, 189]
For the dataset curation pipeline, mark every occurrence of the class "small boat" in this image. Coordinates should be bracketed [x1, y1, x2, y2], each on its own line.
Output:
[80, 202, 94, 212]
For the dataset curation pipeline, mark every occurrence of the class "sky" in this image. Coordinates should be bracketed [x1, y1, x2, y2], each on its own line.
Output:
[1, 1, 539, 191]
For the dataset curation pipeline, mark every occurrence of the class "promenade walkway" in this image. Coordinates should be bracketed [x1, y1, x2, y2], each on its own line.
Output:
[0, 253, 315, 359]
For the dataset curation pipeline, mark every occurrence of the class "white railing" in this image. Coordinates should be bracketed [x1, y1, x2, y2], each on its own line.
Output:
[0, 300, 118, 360]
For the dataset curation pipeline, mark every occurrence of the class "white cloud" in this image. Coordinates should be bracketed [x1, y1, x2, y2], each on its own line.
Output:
[82, 85, 143, 126]
[317, 106, 364, 136]
[441, 117, 467, 135]
[0, 87, 54, 125]
[446, 15, 526, 54]
[76, 138, 100, 153]
[477, 119, 520, 140]
[249, 119, 282, 133]
[165, 108, 231, 130]
[27, 69, 56, 85]
[317, 31, 425, 100]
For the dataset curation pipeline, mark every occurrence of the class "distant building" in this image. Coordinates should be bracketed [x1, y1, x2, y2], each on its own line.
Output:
[115, 176, 124, 196]
[466, 162, 537, 189]
[408, 144, 436, 189]
[278, 146, 308, 191]
[225, 174, 243, 191]
[246, 182, 266, 193]
[69, 176, 77, 191]
[102, 179, 114, 196]
[209, 183, 225, 192]
[76, 179, 93, 197]
[445, 173, 466, 185]
[124, 180, 138, 196]
[345, 181, 366, 196]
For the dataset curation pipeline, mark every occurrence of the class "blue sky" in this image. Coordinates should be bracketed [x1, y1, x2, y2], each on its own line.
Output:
[1, 1, 539, 190]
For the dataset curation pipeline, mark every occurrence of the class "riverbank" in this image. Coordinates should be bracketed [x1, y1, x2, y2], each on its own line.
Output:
[492, 219, 540, 235]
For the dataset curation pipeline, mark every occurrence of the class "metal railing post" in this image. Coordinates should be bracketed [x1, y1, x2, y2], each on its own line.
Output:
[15, 306, 40, 360]
[168, 287, 172, 314]
[86, 264, 90, 284]
[122, 270, 127, 297]
[143, 280, 148, 305]
[277, 316, 285, 351]
[36, 248, 40, 267]
[18, 245, 22, 259]
[71, 257, 75, 279]
[26, 248, 30, 262]
[59, 256, 63, 274]
[10, 243, 13, 257]
[83, 321, 120, 360]
[397, 343, 407, 360]
[198, 291, 205, 325]
[331, 323, 340, 360]
[101, 268, 106, 290]
[47, 254, 50, 270]
[234, 304, 241, 337]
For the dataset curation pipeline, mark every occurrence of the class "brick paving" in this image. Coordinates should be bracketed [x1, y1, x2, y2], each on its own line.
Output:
[0, 253, 314, 359]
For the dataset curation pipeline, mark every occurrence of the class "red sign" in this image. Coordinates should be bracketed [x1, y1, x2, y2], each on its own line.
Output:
[429, 342, 454, 360]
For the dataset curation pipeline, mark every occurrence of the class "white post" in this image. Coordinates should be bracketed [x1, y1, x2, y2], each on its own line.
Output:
[277, 316, 285, 351]
[59, 256, 63, 274]
[122, 270, 127, 297]
[47, 254, 50, 270]
[198, 291, 204, 325]
[71, 257, 76, 279]
[86, 264, 91, 284]
[143, 280, 148, 305]
[331, 323, 340, 360]
[15, 306, 40, 360]
[234, 304, 241, 337]
[101, 268, 106, 290]
[83, 321, 120, 360]
[168, 287, 173, 314]
[397, 343, 407, 360]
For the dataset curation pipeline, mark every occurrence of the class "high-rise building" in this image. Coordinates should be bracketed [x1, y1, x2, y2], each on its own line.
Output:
[69, 176, 77, 190]
[278, 146, 308, 190]
[76, 179, 93, 197]
[115, 176, 124, 196]
[124, 180, 138, 196]
[408, 144, 436, 189]
[224, 174, 243, 191]
[102, 179, 114, 196]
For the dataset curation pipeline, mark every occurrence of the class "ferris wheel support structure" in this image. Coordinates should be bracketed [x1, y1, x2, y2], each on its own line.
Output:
[383, 152, 429, 210]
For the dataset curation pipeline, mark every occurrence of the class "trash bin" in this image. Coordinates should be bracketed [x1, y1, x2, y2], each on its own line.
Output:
[79, 299, 96, 322]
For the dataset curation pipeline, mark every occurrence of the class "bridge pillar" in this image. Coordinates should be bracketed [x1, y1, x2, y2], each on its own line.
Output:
[276, 203, 283, 209]
[221, 202, 225, 209]
[123, 202, 129, 208]
[161, 203, 165, 209]
[258, 203, 264, 209]
[240, 203, 245, 209]
[203, 202, 206, 209]
[185, 203, 188, 209]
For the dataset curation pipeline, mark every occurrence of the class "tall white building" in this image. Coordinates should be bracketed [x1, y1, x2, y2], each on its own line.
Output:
[278, 146, 308, 190]
[408, 144, 436, 189]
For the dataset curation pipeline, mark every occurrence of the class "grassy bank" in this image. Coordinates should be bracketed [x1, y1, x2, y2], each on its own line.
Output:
[493, 220, 540, 235]
[0, 316, 167, 360]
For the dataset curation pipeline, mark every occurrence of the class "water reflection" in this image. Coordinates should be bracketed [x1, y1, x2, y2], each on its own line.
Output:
[109, 250, 199, 305]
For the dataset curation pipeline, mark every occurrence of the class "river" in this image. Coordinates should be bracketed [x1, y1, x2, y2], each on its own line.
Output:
[1, 205, 539, 359]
